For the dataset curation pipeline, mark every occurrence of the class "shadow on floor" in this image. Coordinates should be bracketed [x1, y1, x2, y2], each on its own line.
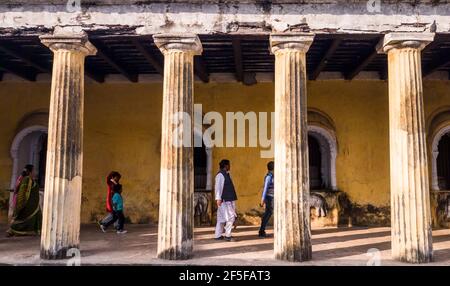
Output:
[194, 241, 274, 258]
[1, 224, 449, 265]
[196, 233, 273, 245]
[314, 241, 391, 260]
[434, 248, 450, 262]
[311, 227, 370, 235]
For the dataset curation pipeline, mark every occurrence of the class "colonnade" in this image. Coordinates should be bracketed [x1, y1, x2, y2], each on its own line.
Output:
[37, 27, 434, 263]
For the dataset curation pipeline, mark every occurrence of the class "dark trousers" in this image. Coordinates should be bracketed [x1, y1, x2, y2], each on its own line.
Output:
[259, 196, 273, 233]
[101, 210, 125, 231]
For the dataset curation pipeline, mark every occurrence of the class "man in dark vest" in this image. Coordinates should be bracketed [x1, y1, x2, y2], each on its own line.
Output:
[259, 161, 274, 238]
[214, 159, 238, 241]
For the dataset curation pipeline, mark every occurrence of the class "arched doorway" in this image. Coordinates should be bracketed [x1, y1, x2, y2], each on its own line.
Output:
[428, 109, 450, 227]
[307, 126, 337, 191]
[431, 127, 450, 223]
[437, 133, 450, 190]
[194, 142, 208, 191]
[432, 126, 450, 191]
[9, 125, 48, 218]
[194, 129, 213, 225]
[309, 135, 322, 190]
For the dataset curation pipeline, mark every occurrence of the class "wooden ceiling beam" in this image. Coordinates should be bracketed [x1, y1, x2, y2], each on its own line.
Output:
[91, 40, 138, 83]
[242, 72, 257, 86]
[131, 39, 164, 75]
[85, 68, 105, 83]
[0, 63, 36, 81]
[423, 51, 450, 77]
[344, 48, 379, 80]
[232, 38, 244, 82]
[310, 39, 342, 80]
[194, 56, 209, 83]
[0, 41, 106, 83]
[379, 68, 388, 81]
[0, 44, 50, 73]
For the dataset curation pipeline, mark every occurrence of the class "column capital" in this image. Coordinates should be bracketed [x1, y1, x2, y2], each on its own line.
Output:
[270, 33, 315, 54]
[377, 32, 435, 53]
[40, 26, 97, 56]
[153, 34, 202, 55]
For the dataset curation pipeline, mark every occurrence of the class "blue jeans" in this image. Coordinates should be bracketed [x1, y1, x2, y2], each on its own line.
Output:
[259, 196, 273, 233]
[101, 210, 125, 231]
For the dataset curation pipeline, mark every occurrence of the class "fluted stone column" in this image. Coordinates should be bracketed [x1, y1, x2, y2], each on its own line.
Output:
[39, 28, 96, 260]
[153, 34, 202, 260]
[270, 33, 314, 262]
[380, 33, 435, 263]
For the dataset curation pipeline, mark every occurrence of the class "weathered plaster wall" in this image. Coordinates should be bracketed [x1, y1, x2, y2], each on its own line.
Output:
[1, 1, 449, 35]
[0, 79, 449, 226]
[0, 83, 50, 222]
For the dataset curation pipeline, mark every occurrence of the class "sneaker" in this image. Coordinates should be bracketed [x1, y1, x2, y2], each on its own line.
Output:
[117, 230, 128, 234]
[225, 236, 238, 242]
[214, 236, 224, 240]
[99, 223, 107, 233]
[258, 231, 267, 238]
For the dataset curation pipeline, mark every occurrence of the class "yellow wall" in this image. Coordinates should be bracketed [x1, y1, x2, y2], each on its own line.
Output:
[0, 83, 51, 221]
[308, 81, 390, 206]
[0, 79, 449, 224]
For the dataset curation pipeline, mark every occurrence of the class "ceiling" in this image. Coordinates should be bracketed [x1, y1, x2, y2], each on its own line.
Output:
[0, 33, 449, 84]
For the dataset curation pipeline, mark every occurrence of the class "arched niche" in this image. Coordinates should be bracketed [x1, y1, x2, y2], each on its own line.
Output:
[308, 125, 338, 191]
[8, 110, 49, 218]
[194, 127, 213, 191]
[428, 108, 450, 191]
[307, 109, 338, 191]
[10, 125, 48, 189]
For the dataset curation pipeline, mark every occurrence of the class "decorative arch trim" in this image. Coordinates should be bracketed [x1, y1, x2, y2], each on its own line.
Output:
[10, 125, 48, 189]
[431, 125, 450, 191]
[8, 125, 48, 219]
[307, 125, 338, 190]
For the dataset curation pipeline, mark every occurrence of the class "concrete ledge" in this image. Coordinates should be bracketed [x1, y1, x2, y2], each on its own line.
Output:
[1, 1, 449, 35]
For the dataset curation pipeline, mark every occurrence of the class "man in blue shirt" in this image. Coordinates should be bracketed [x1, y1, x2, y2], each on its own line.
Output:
[259, 161, 274, 238]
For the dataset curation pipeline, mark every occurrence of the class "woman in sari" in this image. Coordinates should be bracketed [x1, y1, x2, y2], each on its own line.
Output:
[7, 164, 42, 237]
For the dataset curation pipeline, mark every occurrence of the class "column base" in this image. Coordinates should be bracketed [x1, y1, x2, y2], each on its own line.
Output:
[40, 245, 79, 260]
[157, 248, 193, 260]
[392, 252, 433, 264]
[275, 250, 312, 262]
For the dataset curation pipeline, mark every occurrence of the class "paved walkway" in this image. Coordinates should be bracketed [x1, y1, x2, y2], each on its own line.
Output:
[0, 224, 449, 265]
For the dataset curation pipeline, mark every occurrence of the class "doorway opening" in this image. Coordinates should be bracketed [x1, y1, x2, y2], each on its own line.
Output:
[9, 126, 48, 218]
[194, 131, 213, 226]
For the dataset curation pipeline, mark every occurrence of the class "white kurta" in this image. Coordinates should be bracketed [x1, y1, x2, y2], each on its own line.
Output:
[214, 172, 237, 238]
[216, 201, 237, 224]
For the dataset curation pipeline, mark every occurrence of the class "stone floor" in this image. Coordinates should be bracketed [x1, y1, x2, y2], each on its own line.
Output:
[0, 224, 449, 266]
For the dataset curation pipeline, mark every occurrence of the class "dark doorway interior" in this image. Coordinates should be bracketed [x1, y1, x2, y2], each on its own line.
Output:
[309, 135, 322, 190]
[437, 133, 450, 190]
[194, 142, 207, 190]
[38, 133, 47, 189]
[194, 141, 211, 226]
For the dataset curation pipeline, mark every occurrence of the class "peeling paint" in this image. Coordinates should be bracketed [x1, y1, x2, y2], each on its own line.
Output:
[1, 1, 449, 35]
